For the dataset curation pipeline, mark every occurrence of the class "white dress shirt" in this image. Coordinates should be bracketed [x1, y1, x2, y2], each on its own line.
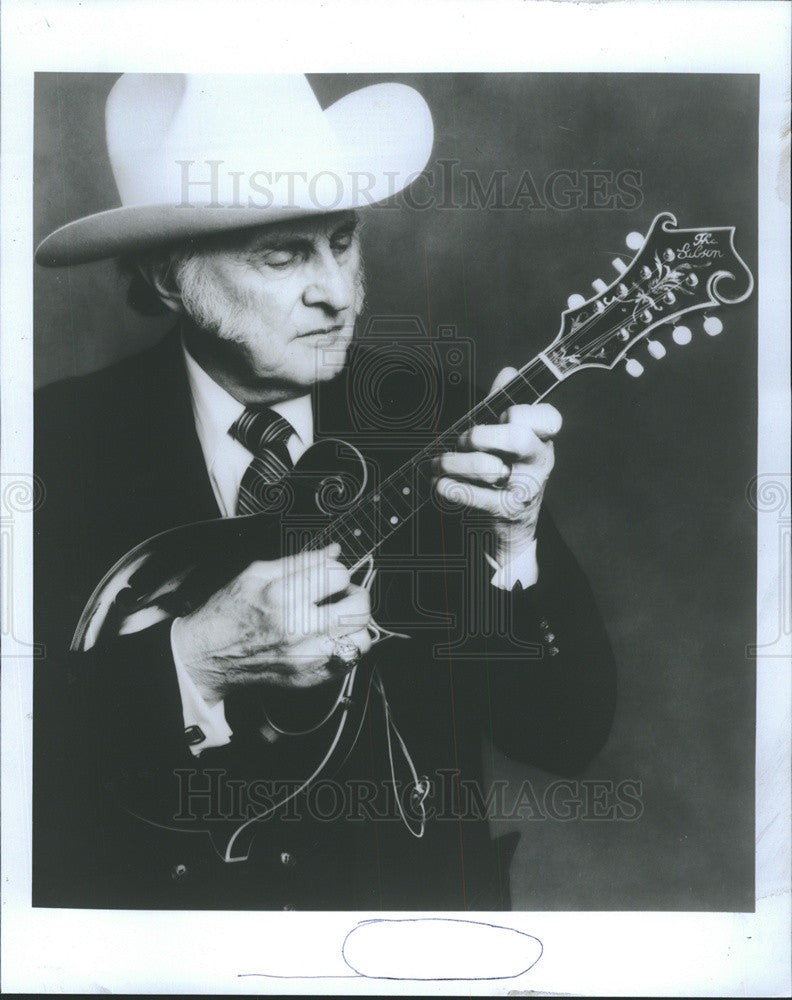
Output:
[173, 342, 538, 754]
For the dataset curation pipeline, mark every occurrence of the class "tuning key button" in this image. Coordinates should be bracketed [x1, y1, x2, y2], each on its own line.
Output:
[662, 248, 676, 262]
[686, 273, 699, 288]
[647, 339, 666, 359]
[611, 257, 628, 274]
[592, 278, 608, 294]
[703, 316, 723, 336]
[625, 358, 644, 377]
[567, 293, 586, 310]
[626, 231, 644, 251]
[672, 325, 692, 345]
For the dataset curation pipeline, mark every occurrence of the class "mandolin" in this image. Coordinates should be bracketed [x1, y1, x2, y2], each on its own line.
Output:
[69, 212, 753, 859]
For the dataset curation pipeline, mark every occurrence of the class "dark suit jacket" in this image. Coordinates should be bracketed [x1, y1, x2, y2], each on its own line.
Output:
[33, 330, 616, 910]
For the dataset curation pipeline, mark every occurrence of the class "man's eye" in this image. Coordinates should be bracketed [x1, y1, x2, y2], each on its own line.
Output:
[262, 251, 298, 269]
[332, 234, 354, 255]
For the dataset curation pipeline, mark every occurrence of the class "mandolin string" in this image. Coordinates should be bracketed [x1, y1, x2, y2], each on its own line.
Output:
[308, 277, 689, 562]
[309, 283, 675, 561]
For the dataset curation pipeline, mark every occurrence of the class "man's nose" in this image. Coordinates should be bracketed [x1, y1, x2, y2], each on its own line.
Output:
[302, 250, 353, 314]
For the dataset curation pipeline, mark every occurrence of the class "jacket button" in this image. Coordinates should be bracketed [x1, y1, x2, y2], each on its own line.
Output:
[170, 863, 188, 880]
[280, 851, 296, 867]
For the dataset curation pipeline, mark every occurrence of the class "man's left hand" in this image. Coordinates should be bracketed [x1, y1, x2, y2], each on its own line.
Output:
[433, 366, 562, 563]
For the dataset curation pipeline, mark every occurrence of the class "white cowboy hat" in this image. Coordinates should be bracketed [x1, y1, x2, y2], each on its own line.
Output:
[35, 73, 434, 266]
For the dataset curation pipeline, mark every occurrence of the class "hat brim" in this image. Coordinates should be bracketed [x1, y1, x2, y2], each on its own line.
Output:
[36, 82, 434, 267]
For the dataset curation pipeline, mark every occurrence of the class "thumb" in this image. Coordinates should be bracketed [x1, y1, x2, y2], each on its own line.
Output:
[487, 366, 519, 397]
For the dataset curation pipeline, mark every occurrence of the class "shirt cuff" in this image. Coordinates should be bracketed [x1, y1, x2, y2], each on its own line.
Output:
[170, 618, 233, 756]
[484, 538, 540, 590]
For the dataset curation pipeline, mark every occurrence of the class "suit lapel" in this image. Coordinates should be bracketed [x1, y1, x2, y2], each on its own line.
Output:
[132, 329, 221, 531]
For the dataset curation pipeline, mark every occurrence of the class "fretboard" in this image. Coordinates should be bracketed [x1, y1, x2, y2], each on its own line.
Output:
[308, 354, 562, 568]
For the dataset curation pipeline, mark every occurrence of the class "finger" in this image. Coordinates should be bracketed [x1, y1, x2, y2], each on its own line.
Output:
[433, 451, 510, 485]
[500, 403, 562, 441]
[487, 366, 519, 398]
[336, 627, 373, 658]
[246, 543, 341, 584]
[435, 477, 503, 516]
[533, 406, 562, 442]
[459, 422, 537, 458]
[435, 476, 542, 519]
[268, 557, 351, 611]
[282, 629, 330, 663]
[323, 586, 372, 635]
[288, 626, 373, 680]
[504, 464, 550, 501]
[296, 583, 370, 636]
[283, 636, 337, 682]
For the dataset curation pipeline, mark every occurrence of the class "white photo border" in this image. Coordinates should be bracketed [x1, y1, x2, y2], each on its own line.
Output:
[2, 0, 790, 994]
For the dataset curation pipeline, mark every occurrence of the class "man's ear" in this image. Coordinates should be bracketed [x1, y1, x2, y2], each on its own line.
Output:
[140, 257, 183, 314]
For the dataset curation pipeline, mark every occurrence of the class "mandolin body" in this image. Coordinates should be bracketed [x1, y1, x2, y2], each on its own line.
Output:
[71, 437, 369, 652]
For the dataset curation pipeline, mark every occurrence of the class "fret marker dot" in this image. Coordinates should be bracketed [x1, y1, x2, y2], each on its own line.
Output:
[353, 529, 362, 537]
[389, 516, 398, 525]
[373, 494, 380, 502]
[402, 487, 410, 495]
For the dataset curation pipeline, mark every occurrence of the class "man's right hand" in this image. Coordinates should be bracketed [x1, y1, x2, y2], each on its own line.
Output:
[171, 544, 371, 707]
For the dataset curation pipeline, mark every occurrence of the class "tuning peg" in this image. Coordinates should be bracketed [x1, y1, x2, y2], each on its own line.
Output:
[592, 278, 608, 294]
[626, 231, 644, 251]
[611, 257, 628, 273]
[567, 293, 586, 309]
[625, 358, 644, 377]
[703, 316, 723, 336]
[672, 325, 692, 345]
[647, 339, 666, 359]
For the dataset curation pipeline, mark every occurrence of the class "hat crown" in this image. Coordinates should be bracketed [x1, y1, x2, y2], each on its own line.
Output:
[106, 74, 341, 208]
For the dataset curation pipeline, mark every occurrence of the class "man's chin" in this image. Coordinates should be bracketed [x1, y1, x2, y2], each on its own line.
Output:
[307, 341, 352, 382]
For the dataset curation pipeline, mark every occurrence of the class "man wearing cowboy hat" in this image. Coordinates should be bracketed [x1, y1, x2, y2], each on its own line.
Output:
[33, 73, 616, 910]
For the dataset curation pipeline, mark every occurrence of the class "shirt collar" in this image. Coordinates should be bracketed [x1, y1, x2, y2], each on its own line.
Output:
[181, 338, 313, 466]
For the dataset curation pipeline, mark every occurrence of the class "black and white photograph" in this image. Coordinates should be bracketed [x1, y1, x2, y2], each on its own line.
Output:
[2, 0, 790, 994]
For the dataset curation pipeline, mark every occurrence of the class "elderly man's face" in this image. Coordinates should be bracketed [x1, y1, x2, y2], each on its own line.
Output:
[174, 211, 364, 399]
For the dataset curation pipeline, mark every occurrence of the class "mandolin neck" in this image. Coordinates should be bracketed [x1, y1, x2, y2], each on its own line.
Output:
[309, 352, 564, 567]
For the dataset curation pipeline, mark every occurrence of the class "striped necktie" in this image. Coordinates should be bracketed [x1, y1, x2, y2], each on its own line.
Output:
[229, 407, 295, 515]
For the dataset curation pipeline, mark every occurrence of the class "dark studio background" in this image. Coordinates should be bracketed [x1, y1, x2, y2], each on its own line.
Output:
[33, 72, 758, 910]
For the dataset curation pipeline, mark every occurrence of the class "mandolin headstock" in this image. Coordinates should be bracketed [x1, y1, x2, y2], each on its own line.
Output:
[543, 212, 754, 379]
